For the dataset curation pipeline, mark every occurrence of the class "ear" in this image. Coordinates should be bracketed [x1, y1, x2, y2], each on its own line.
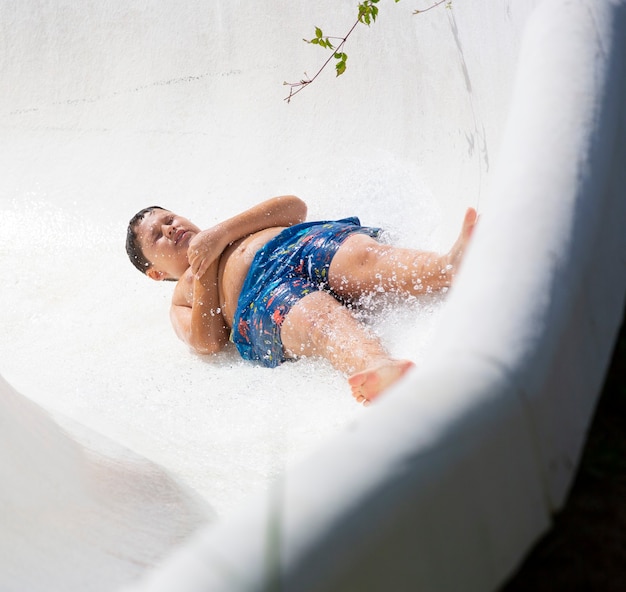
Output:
[146, 268, 167, 281]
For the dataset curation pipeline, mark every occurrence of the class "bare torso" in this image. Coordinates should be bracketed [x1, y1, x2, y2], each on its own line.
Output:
[217, 226, 285, 325]
[175, 226, 285, 329]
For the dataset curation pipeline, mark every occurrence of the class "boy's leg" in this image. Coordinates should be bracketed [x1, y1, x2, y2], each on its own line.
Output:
[280, 291, 413, 404]
[328, 207, 477, 300]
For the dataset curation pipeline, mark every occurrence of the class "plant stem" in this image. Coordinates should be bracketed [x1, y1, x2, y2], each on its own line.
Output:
[284, 19, 360, 102]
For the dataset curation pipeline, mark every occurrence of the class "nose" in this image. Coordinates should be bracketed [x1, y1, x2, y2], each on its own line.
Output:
[162, 222, 176, 240]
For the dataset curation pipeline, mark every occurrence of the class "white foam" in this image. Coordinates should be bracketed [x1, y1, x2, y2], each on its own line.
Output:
[0, 156, 448, 516]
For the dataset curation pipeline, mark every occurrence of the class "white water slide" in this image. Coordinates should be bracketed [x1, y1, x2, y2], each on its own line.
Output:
[1, 0, 625, 590]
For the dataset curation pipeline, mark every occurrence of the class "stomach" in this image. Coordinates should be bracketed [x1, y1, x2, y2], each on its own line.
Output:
[218, 227, 285, 326]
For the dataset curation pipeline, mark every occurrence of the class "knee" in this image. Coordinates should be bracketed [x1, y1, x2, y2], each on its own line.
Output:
[330, 235, 384, 296]
[282, 292, 342, 354]
[294, 292, 340, 332]
[345, 236, 381, 270]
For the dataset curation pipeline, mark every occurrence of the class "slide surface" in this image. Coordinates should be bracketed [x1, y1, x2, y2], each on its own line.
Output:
[1, 1, 625, 590]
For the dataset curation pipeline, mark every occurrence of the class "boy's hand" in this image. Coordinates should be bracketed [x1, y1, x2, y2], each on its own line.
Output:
[186, 195, 307, 279]
[187, 226, 227, 279]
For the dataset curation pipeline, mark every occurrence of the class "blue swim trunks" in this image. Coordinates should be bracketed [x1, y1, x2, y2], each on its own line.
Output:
[231, 218, 381, 367]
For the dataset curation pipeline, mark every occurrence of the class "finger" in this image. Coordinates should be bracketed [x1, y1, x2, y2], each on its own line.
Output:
[189, 256, 199, 276]
[187, 246, 200, 267]
[195, 258, 211, 280]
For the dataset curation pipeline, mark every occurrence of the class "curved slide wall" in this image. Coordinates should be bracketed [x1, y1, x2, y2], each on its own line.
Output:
[1, 1, 625, 591]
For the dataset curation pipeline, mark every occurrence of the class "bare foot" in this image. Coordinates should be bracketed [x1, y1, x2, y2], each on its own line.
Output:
[446, 207, 478, 273]
[348, 359, 415, 405]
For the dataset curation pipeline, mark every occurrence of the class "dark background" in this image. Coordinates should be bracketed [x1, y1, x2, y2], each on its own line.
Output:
[502, 306, 626, 591]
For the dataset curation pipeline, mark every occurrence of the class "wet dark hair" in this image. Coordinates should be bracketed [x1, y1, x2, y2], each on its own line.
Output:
[126, 206, 165, 275]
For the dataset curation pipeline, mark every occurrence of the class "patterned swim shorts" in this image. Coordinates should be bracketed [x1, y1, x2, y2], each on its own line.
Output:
[231, 217, 381, 367]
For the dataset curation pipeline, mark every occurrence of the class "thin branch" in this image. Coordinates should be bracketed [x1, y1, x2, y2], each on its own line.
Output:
[284, 0, 451, 102]
[414, 0, 450, 14]
[284, 19, 360, 103]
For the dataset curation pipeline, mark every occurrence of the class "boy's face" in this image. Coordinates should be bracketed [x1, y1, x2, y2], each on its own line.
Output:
[135, 209, 201, 280]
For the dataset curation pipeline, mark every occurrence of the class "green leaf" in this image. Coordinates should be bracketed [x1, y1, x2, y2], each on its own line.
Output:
[315, 26, 323, 38]
[336, 60, 346, 76]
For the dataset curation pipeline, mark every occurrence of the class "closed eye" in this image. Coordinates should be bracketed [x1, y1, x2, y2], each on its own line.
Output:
[153, 215, 175, 242]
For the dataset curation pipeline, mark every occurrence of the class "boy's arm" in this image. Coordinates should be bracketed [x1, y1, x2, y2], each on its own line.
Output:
[170, 261, 229, 355]
[188, 195, 307, 279]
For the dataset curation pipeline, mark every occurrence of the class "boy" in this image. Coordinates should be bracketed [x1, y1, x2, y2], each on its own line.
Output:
[126, 195, 477, 405]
